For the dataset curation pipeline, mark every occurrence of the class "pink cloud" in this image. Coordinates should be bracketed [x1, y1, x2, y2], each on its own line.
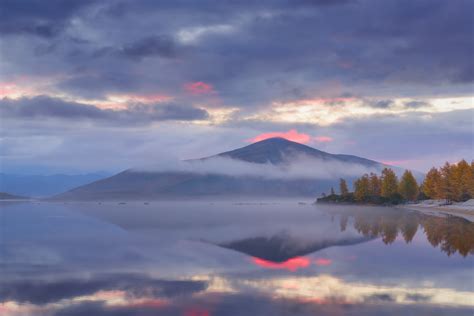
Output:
[252, 256, 310, 272]
[380, 159, 415, 166]
[315, 258, 332, 266]
[0, 82, 32, 98]
[314, 136, 333, 143]
[184, 81, 215, 95]
[247, 129, 311, 144]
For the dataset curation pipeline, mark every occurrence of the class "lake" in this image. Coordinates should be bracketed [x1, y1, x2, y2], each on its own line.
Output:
[1, 200, 473, 315]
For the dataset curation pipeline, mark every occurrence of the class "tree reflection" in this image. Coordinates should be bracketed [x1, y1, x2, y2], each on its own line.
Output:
[337, 208, 474, 256]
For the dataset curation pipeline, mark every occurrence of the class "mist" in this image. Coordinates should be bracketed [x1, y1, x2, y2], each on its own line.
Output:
[133, 154, 382, 180]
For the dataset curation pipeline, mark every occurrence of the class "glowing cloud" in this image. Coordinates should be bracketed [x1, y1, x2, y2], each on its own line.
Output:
[0, 82, 36, 99]
[247, 129, 311, 144]
[126, 299, 169, 309]
[252, 257, 311, 271]
[184, 81, 215, 95]
[380, 159, 415, 166]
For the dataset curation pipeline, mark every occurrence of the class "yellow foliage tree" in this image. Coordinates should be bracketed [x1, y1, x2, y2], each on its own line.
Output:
[422, 167, 442, 199]
[381, 168, 398, 198]
[440, 162, 456, 202]
[368, 173, 381, 196]
[398, 170, 419, 201]
[454, 159, 474, 201]
[354, 174, 370, 201]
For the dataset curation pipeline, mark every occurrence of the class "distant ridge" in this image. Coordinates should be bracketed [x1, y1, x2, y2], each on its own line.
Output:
[0, 192, 29, 200]
[54, 137, 406, 200]
[0, 172, 109, 197]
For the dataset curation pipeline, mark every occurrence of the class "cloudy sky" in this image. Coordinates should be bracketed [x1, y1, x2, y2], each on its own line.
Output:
[0, 0, 472, 174]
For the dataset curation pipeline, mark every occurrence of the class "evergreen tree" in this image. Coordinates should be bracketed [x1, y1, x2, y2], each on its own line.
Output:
[339, 178, 349, 196]
[422, 167, 442, 199]
[354, 174, 370, 201]
[381, 168, 398, 198]
[398, 170, 419, 201]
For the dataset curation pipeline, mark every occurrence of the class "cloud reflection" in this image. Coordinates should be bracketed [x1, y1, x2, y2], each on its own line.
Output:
[252, 257, 310, 271]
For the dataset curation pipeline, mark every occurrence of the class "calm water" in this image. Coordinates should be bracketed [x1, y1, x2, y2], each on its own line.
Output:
[0, 200, 473, 316]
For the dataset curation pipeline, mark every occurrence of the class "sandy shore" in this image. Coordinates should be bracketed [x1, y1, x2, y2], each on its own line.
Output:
[399, 200, 474, 222]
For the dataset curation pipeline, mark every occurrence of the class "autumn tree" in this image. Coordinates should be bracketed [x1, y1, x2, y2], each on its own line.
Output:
[453, 159, 474, 201]
[339, 178, 349, 196]
[422, 167, 442, 199]
[381, 168, 399, 198]
[368, 173, 381, 196]
[398, 170, 419, 201]
[354, 174, 370, 201]
[440, 162, 456, 202]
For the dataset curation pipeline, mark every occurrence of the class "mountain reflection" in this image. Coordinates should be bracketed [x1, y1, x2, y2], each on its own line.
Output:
[336, 208, 474, 257]
[1, 202, 473, 316]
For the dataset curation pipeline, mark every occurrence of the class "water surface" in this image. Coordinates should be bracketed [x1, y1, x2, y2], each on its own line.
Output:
[1, 200, 473, 315]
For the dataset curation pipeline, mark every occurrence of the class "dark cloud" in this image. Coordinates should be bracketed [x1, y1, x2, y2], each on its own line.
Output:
[367, 99, 431, 109]
[119, 35, 179, 60]
[0, 0, 472, 173]
[0, 0, 97, 38]
[405, 293, 432, 302]
[403, 100, 430, 108]
[2, 0, 472, 103]
[371, 100, 395, 109]
[365, 293, 396, 303]
[0, 95, 107, 119]
[0, 96, 209, 123]
[0, 273, 207, 305]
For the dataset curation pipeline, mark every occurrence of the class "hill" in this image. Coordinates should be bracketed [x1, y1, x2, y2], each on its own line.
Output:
[54, 138, 401, 200]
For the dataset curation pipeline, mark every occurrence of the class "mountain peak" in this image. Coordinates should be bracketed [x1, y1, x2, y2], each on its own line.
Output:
[214, 137, 327, 164]
[252, 137, 297, 144]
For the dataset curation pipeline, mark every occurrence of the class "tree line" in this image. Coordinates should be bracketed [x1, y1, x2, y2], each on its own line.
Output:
[318, 159, 474, 205]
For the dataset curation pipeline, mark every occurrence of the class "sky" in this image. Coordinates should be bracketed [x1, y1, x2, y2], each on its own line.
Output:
[0, 0, 473, 174]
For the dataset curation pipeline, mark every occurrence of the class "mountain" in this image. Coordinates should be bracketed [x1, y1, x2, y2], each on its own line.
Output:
[211, 137, 381, 167]
[0, 172, 110, 197]
[54, 138, 401, 200]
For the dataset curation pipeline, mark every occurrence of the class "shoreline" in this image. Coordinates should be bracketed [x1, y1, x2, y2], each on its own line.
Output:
[316, 199, 474, 222]
[398, 204, 474, 222]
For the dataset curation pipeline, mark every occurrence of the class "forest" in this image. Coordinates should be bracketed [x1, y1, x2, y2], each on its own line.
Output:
[318, 159, 474, 205]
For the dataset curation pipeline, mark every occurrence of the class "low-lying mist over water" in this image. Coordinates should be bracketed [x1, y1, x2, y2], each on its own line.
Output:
[1, 200, 473, 315]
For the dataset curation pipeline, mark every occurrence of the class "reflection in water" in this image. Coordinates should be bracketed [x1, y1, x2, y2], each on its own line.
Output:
[336, 208, 474, 256]
[252, 256, 311, 271]
[251, 257, 332, 271]
[0, 202, 473, 315]
[217, 234, 372, 262]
